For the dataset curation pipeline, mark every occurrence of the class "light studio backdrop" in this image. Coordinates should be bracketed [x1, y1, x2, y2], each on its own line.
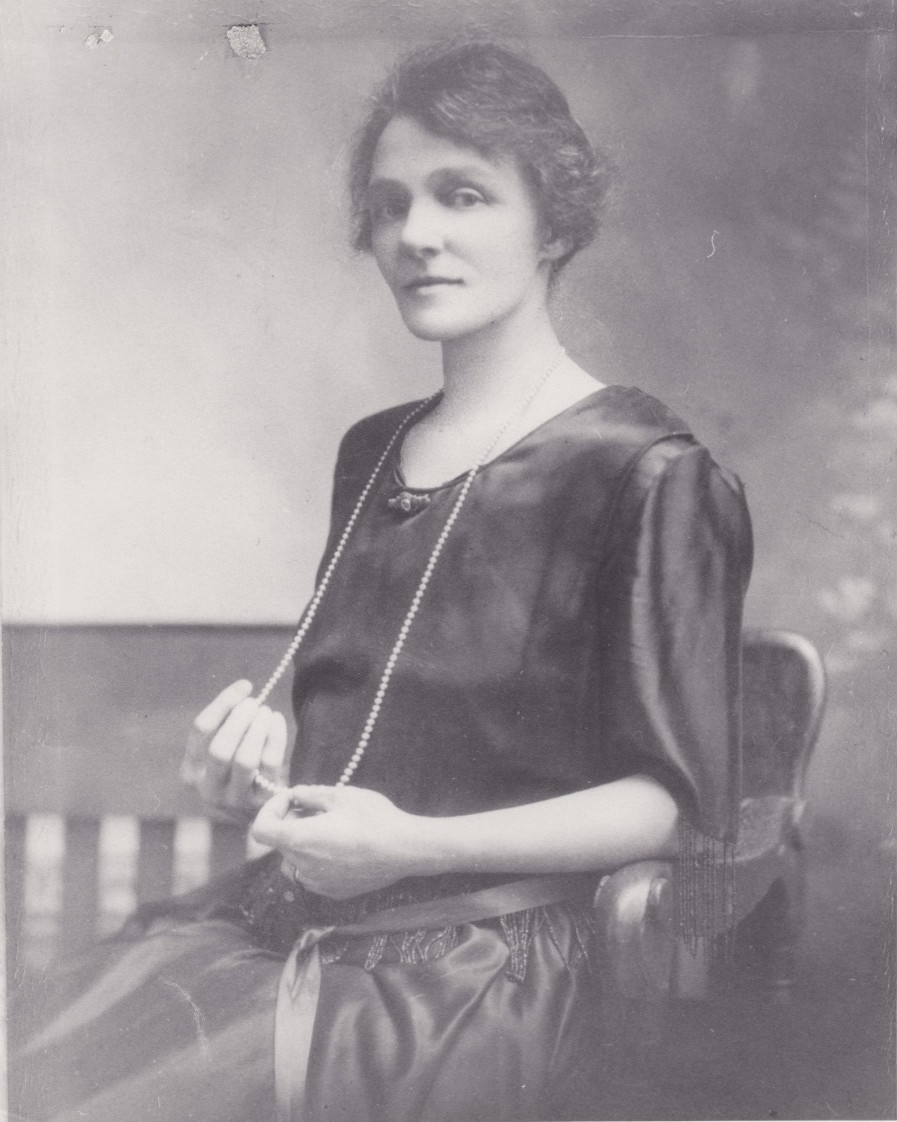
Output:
[2, 1, 895, 1116]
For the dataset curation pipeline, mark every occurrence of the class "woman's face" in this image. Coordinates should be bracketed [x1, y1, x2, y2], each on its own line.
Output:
[367, 116, 558, 343]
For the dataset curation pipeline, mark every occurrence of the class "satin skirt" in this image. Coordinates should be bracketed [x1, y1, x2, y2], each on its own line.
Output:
[12, 898, 603, 1122]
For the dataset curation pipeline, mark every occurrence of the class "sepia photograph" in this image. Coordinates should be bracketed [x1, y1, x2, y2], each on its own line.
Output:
[2, 1, 895, 1119]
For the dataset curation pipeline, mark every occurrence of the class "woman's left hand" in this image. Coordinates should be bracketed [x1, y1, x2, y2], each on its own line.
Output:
[250, 785, 424, 899]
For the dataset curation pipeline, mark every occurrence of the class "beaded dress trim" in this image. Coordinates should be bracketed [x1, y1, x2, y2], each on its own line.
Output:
[239, 857, 595, 983]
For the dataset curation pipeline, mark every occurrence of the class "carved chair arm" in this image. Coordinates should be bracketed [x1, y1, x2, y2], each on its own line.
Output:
[592, 859, 677, 1001]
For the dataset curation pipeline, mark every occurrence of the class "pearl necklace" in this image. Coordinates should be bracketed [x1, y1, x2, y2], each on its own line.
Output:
[252, 350, 566, 797]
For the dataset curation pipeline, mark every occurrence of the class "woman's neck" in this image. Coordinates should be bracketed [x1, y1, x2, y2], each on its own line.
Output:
[437, 308, 563, 424]
[396, 307, 602, 490]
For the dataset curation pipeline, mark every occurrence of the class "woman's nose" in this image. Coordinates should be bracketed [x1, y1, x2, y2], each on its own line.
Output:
[398, 199, 443, 255]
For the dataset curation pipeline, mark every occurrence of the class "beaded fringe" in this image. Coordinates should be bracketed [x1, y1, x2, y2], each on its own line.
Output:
[676, 818, 736, 961]
[499, 908, 535, 981]
[494, 901, 595, 982]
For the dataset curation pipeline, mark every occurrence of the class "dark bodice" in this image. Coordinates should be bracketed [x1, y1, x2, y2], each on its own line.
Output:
[288, 386, 752, 842]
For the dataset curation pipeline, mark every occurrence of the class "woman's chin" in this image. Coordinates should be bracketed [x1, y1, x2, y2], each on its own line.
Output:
[397, 310, 491, 343]
[402, 323, 458, 342]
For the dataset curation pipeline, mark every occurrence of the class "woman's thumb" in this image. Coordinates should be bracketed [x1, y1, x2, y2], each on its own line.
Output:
[286, 784, 337, 814]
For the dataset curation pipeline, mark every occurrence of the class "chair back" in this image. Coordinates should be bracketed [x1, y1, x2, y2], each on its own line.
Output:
[740, 628, 826, 803]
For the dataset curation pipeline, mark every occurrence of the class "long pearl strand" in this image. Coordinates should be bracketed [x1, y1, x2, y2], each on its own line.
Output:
[252, 350, 566, 797]
[254, 397, 433, 708]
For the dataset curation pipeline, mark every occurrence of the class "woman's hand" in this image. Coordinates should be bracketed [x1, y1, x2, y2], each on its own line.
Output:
[251, 785, 423, 899]
[181, 679, 288, 817]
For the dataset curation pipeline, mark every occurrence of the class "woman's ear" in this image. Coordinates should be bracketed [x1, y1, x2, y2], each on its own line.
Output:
[540, 230, 571, 264]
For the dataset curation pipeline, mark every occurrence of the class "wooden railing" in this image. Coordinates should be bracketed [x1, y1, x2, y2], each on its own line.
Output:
[3, 624, 296, 975]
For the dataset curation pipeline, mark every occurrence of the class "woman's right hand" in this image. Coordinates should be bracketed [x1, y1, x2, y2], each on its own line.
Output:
[180, 679, 288, 817]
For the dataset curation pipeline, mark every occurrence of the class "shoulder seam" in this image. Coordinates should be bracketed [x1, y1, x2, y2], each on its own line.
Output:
[596, 432, 697, 552]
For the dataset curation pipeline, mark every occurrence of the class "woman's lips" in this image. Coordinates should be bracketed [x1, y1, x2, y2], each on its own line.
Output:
[402, 277, 463, 290]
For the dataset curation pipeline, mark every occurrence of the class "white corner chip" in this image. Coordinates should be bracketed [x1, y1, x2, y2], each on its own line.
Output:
[226, 25, 266, 60]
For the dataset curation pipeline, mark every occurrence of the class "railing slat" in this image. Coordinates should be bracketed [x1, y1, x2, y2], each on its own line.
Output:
[5, 815, 28, 988]
[137, 820, 176, 903]
[62, 818, 101, 948]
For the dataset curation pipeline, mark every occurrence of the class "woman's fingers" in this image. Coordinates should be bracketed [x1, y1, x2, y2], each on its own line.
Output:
[260, 711, 288, 779]
[207, 697, 262, 766]
[183, 678, 291, 813]
[250, 787, 332, 849]
[251, 792, 298, 848]
[195, 697, 256, 800]
[222, 704, 273, 805]
[231, 710, 289, 806]
[182, 679, 253, 786]
[192, 679, 254, 736]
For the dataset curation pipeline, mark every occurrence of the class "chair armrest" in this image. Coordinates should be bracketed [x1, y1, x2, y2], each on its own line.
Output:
[592, 859, 677, 1000]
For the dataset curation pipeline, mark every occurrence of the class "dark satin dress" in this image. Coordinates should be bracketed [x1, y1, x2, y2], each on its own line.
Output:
[13, 386, 752, 1122]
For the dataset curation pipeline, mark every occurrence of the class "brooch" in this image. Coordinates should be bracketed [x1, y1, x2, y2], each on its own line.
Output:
[387, 490, 431, 516]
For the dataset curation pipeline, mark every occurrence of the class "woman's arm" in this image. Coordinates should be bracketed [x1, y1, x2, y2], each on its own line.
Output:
[251, 777, 679, 899]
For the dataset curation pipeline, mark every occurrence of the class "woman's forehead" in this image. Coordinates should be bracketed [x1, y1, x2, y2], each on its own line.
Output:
[369, 116, 517, 187]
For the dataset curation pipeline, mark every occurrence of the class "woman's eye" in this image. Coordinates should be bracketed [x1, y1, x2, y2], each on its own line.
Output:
[370, 197, 407, 224]
[446, 188, 486, 209]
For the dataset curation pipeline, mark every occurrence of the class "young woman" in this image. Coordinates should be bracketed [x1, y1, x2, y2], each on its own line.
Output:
[16, 40, 751, 1122]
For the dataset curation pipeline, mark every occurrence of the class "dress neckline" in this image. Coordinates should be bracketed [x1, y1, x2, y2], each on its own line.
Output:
[393, 384, 626, 494]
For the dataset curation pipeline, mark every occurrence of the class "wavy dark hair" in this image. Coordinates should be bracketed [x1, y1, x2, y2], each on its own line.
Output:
[349, 40, 612, 276]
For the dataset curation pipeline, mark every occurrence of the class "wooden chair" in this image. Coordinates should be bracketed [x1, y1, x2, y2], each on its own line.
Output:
[591, 627, 826, 1075]
[4, 625, 825, 1012]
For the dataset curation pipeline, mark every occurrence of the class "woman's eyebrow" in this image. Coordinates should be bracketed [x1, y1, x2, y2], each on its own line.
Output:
[368, 165, 498, 196]
[428, 165, 497, 186]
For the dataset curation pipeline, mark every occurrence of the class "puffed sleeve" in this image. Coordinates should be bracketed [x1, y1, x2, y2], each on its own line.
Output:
[596, 436, 753, 846]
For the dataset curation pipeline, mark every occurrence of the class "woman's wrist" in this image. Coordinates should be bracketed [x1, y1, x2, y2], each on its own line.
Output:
[399, 813, 472, 878]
